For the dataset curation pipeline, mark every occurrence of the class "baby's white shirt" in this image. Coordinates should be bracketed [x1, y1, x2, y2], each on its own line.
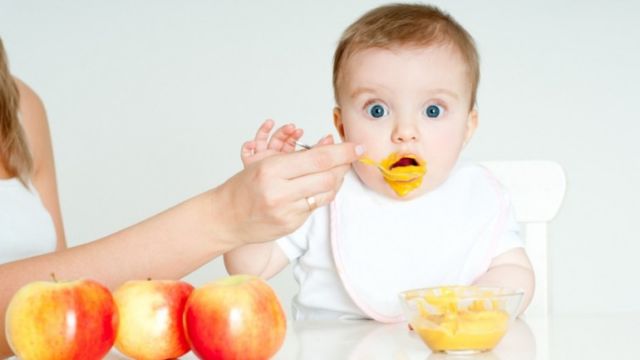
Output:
[277, 161, 524, 321]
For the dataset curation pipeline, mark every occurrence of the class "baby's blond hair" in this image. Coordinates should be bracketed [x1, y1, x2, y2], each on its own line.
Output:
[333, 3, 480, 110]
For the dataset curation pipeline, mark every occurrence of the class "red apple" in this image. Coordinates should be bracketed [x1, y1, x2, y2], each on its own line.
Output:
[184, 274, 287, 360]
[113, 279, 194, 360]
[5, 276, 118, 360]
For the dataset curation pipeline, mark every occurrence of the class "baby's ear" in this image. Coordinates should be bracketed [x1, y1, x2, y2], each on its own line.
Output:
[333, 107, 346, 140]
[463, 109, 478, 146]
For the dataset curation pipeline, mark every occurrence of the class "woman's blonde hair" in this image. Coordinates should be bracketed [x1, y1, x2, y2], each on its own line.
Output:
[0, 38, 32, 185]
[333, 4, 480, 109]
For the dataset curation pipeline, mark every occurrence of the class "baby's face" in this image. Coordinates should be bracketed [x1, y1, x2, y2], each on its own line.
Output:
[334, 44, 477, 199]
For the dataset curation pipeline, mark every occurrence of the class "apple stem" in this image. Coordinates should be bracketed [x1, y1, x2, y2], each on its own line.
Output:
[50, 272, 58, 283]
[147, 277, 152, 281]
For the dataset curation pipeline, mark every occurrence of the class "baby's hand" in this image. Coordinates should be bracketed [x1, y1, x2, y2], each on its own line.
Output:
[240, 119, 304, 168]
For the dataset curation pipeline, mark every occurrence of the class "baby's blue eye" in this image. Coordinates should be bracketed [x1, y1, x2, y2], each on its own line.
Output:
[367, 103, 388, 119]
[425, 104, 443, 118]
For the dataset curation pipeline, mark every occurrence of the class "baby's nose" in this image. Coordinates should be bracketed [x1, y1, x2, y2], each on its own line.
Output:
[392, 123, 419, 143]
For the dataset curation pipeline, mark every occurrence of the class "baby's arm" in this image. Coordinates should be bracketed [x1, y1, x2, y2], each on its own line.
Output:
[473, 248, 534, 316]
[224, 242, 289, 279]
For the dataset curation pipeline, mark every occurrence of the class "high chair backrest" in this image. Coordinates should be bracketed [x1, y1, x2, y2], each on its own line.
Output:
[480, 161, 566, 316]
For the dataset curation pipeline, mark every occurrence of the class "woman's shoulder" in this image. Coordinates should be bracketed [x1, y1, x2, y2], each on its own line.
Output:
[14, 77, 51, 173]
[15, 78, 47, 125]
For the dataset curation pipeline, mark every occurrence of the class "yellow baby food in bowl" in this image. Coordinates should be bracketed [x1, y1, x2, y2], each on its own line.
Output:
[399, 286, 523, 354]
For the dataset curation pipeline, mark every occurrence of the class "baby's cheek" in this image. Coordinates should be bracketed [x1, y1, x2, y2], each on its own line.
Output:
[342, 123, 380, 147]
[352, 162, 374, 181]
[352, 163, 384, 188]
[423, 137, 464, 167]
[423, 158, 457, 190]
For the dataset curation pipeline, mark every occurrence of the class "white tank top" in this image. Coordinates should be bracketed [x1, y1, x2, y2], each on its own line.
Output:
[0, 177, 57, 264]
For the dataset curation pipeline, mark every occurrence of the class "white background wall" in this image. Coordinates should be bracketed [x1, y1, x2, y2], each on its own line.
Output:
[2, 0, 639, 316]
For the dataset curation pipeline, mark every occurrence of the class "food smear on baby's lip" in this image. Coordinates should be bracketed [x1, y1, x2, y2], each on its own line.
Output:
[407, 287, 509, 353]
[379, 153, 426, 197]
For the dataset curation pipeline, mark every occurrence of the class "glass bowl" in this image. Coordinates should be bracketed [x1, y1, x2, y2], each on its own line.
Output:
[399, 286, 524, 355]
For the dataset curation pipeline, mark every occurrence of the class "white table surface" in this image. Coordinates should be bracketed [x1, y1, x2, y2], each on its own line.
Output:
[105, 314, 639, 360]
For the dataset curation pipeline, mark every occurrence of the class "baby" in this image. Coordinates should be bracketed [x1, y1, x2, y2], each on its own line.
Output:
[225, 3, 534, 321]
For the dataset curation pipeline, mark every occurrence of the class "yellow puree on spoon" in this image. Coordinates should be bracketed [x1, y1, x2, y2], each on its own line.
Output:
[409, 287, 509, 353]
[359, 153, 426, 197]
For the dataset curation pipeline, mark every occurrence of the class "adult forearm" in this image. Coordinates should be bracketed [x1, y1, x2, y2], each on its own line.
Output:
[473, 264, 535, 317]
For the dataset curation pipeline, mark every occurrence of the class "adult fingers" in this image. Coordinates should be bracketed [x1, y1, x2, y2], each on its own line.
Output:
[297, 189, 337, 213]
[270, 142, 364, 179]
[316, 134, 334, 146]
[241, 140, 256, 165]
[280, 163, 352, 202]
[267, 123, 297, 151]
[254, 119, 275, 152]
[280, 128, 304, 153]
[290, 163, 350, 212]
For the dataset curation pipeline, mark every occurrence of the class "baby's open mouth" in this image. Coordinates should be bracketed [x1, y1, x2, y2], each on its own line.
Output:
[389, 157, 420, 170]
[360, 152, 426, 197]
[380, 154, 425, 181]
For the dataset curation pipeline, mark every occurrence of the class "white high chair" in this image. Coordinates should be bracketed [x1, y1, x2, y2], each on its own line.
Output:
[480, 160, 566, 317]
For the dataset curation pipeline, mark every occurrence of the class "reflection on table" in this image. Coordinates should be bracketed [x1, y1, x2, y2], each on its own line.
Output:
[106, 314, 640, 359]
[276, 318, 535, 360]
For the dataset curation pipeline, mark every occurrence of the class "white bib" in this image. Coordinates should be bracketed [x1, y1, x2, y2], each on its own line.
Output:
[330, 163, 511, 322]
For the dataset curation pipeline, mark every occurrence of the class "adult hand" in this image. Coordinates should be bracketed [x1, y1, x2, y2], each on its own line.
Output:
[240, 119, 337, 167]
[217, 140, 363, 245]
[240, 119, 304, 167]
